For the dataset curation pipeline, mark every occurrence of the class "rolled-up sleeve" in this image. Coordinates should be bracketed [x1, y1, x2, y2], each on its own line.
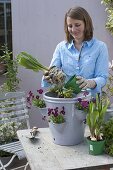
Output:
[91, 43, 109, 95]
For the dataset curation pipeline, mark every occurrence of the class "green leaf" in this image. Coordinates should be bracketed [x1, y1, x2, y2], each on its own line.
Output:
[17, 52, 48, 72]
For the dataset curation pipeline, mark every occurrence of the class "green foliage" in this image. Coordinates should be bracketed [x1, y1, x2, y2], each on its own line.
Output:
[0, 120, 22, 157]
[17, 52, 66, 86]
[102, 63, 113, 103]
[102, 118, 113, 156]
[32, 98, 46, 108]
[86, 93, 109, 141]
[101, 0, 113, 36]
[1, 45, 20, 92]
[49, 86, 74, 98]
[27, 89, 46, 108]
[49, 114, 65, 124]
[17, 51, 48, 72]
[106, 8, 113, 36]
[101, 0, 113, 6]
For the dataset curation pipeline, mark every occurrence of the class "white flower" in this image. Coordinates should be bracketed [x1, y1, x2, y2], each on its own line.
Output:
[0, 118, 23, 143]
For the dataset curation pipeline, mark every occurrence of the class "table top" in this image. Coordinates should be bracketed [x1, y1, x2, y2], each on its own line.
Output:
[17, 128, 113, 170]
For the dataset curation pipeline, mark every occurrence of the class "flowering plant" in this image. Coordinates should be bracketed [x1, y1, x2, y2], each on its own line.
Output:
[48, 106, 65, 124]
[75, 98, 89, 112]
[27, 88, 46, 108]
[0, 119, 22, 156]
[75, 91, 91, 112]
[0, 120, 21, 144]
[86, 93, 110, 141]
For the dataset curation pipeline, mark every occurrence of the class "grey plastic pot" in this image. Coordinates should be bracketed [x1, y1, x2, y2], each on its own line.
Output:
[43, 91, 90, 146]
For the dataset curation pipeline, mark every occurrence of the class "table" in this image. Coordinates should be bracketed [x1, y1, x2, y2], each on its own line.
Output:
[17, 128, 113, 170]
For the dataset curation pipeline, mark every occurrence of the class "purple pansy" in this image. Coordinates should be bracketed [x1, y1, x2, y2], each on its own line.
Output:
[37, 89, 43, 94]
[47, 106, 65, 123]
[26, 88, 46, 109]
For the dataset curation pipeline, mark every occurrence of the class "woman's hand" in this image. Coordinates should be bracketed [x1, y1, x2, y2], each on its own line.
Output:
[44, 70, 53, 84]
[44, 66, 66, 84]
[76, 76, 96, 89]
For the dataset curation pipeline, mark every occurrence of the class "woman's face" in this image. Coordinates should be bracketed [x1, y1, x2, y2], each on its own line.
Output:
[67, 17, 85, 42]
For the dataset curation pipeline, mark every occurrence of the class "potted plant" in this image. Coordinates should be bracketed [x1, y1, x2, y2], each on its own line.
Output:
[75, 91, 91, 121]
[26, 88, 47, 116]
[86, 93, 110, 155]
[17, 51, 91, 145]
[0, 120, 23, 166]
[47, 106, 66, 143]
[0, 45, 20, 92]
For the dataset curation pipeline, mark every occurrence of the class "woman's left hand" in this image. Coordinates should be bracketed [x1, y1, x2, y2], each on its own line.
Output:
[76, 76, 96, 89]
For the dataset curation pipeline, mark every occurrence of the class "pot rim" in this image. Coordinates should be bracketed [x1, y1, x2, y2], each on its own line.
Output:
[86, 136, 105, 142]
[43, 91, 91, 103]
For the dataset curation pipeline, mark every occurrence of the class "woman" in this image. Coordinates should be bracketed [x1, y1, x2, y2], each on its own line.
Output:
[42, 6, 109, 97]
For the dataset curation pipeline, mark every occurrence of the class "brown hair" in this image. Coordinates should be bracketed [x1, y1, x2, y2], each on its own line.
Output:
[64, 6, 93, 43]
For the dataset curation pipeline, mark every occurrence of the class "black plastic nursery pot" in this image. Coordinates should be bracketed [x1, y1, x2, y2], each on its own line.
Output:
[86, 136, 105, 155]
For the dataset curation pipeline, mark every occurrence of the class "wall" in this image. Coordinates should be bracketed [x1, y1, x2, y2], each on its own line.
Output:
[11, 0, 113, 127]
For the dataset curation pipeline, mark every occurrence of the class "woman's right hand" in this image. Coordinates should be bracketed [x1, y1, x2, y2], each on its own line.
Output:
[43, 66, 66, 84]
[43, 70, 53, 84]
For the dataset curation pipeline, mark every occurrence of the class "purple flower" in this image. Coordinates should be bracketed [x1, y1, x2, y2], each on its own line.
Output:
[42, 116, 46, 121]
[78, 98, 82, 102]
[26, 96, 30, 102]
[53, 110, 58, 117]
[81, 100, 89, 108]
[37, 89, 43, 94]
[83, 91, 89, 97]
[36, 95, 39, 99]
[29, 91, 32, 95]
[60, 107, 65, 115]
[47, 106, 65, 123]
[26, 88, 46, 109]
[48, 108, 53, 116]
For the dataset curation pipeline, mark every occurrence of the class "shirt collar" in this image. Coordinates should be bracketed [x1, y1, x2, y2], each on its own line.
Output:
[66, 38, 94, 49]
[84, 38, 94, 47]
[67, 40, 75, 49]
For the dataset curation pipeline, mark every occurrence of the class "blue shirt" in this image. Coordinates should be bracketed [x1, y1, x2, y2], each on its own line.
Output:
[41, 38, 109, 95]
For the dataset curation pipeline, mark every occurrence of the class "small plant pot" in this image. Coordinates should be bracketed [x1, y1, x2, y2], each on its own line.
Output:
[64, 75, 81, 94]
[49, 121, 66, 133]
[86, 136, 105, 155]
